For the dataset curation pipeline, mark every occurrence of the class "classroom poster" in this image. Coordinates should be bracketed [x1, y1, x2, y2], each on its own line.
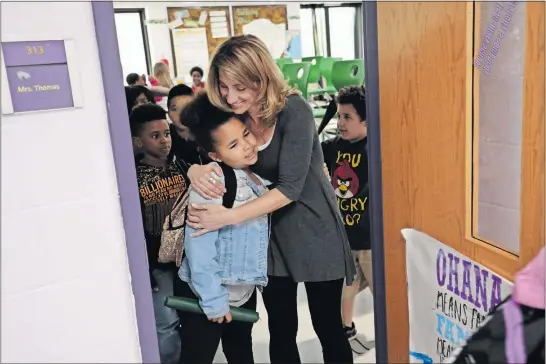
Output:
[172, 28, 209, 80]
[242, 19, 286, 59]
[403, 229, 512, 363]
[285, 30, 302, 58]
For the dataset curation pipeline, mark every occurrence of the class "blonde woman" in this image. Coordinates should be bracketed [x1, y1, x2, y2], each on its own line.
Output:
[149, 61, 174, 109]
[183, 35, 355, 364]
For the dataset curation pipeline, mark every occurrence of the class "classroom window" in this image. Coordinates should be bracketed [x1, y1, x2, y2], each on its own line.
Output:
[300, 3, 362, 59]
[114, 10, 151, 82]
[300, 8, 316, 57]
[471, 1, 527, 254]
[328, 6, 357, 60]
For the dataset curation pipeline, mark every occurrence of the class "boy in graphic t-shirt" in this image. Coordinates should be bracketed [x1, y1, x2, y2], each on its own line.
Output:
[321, 85, 372, 344]
[131, 103, 190, 364]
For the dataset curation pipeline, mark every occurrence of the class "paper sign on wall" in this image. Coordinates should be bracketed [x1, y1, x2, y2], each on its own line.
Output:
[169, 19, 184, 29]
[242, 19, 286, 58]
[209, 11, 228, 39]
[209, 10, 226, 17]
[198, 11, 208, 26]
[175, 10, 189, 19]
[2, 40, 74, 113]
[403, 229, 512, 363]
[172, 28, 209, 80]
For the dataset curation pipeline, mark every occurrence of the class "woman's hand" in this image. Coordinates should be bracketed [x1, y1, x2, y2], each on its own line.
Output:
[187, 203, 235, 237]
[188, 163, 226, 199]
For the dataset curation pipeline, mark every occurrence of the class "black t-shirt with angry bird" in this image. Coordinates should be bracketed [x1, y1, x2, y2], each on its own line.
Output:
[322, 136, 370, 251]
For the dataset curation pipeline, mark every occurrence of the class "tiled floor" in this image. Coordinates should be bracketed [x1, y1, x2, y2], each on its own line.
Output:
[214, 284, 376, 363]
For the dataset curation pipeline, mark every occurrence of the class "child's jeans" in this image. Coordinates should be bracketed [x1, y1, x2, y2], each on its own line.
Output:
[152, 268, 181, 364]
[174, 276, 256, 364]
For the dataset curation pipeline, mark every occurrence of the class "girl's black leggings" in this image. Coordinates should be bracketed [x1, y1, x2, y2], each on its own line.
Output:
[174, 277, 256, 364]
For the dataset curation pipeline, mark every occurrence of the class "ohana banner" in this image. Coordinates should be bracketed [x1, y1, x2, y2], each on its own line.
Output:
[403, 229, 512, 363]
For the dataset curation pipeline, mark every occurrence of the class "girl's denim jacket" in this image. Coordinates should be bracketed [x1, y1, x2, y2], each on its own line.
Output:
[178, 164, 270, 318]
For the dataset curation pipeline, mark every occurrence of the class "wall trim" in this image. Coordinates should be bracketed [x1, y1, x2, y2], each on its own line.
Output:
[362, 1, 389, 363]
[92, 2, 160, 363]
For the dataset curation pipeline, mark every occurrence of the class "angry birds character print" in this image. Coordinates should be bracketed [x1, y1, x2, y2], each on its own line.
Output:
[332, 159, 360, 199]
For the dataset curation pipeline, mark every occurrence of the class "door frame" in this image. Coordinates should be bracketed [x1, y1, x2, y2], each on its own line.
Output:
[92, 2, 392, 363]
[362, 1, 389, 363]
[372, 2, 544, 362]
[92, 2, 160, 362]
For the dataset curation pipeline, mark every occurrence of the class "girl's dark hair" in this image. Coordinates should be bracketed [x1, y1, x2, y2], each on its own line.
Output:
[190, 66, 204, 77]
[336, 85, 367, 121]
[167, 84, 193, 108]
[180, 92, 238, 153]
[125, 85, 156, 116]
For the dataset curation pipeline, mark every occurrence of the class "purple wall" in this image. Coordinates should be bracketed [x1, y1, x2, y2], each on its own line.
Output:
[91, 2, 160, 363]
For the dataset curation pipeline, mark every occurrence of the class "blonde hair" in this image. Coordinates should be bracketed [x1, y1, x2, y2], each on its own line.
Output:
[206, 34, 299, 128]
[153, 62, 174, 88]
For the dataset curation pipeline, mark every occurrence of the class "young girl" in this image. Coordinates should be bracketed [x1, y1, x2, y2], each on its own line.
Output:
[185, 35, 355, 364]
[149, 61, 174, 108]
[174, 92, 270, 364]
[190, 66, 205, 93]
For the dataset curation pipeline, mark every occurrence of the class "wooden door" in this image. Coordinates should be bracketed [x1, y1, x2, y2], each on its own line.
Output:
[375, 2, 544, 361]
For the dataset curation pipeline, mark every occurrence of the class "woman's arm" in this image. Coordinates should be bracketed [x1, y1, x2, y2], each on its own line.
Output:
[188, 98, 315, 234]
[148, 85, 170, 96]
[226, 188, 290, 225]
[229, 102, 315, 222]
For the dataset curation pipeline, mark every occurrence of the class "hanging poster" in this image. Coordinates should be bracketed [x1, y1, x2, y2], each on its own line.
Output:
[210, 11, 229, 39]
[403, 229, 512, 363]
[285, 30, 302, 58]
[232, 6, 287, 59]
[172, 28, 209, 80]
[232, 6, 287, 36]
[167, 6, 232, 70]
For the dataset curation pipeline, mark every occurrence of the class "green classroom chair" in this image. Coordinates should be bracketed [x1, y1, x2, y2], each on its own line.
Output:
[282, 62, 311, 100]
[313, 108, 327, 118]
[308, 57, 342, 96]
[276, 58, 294, 70]
[304, 57, 339, 118]
[331, 59, 365, 91]
[302, 56, 323, 84]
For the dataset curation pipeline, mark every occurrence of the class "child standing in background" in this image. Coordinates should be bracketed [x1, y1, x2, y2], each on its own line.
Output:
[321, 85, 373, 347]
[130, 103, 189, 364]
[126, 73, 146, 86]
[149, 61, 174, 108]
[166, 84, 207, 166]
[190, 66, 205, 93]
[125, 85, 156, 115]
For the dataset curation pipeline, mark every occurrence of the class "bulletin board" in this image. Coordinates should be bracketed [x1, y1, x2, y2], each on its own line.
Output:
[167, 7, 232, 77]
[232, 6, 287, 36]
